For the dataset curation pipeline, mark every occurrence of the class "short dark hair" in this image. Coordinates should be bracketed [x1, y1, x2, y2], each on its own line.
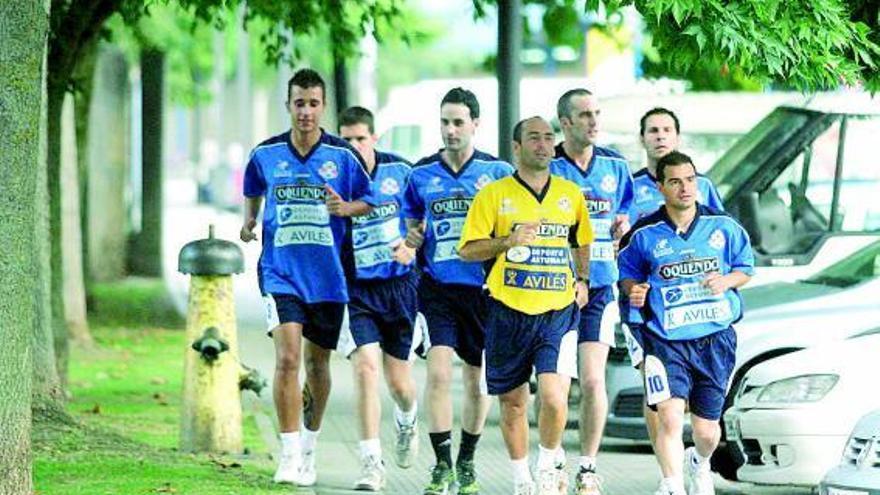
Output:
[640, 107, 680, 136]
[338, 106, 374, 134]
[512, 116, 543, 143]
[287, 68, 325, 102]
[556, 88, 593, 121]
[656, 151, 696, 183]
[441, 87, 480, 119]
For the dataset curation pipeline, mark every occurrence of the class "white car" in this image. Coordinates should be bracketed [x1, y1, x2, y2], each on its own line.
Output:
[820, 409, 880, 495]
[724, 332, 880, 487]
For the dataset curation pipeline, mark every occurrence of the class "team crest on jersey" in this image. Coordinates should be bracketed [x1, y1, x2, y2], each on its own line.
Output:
[274, 161, 292, 178]
[500, 198, 516, 214]
[709, 229, 726, 250]
[601, 174, 618, 193]
[638, 185, 652, 201]
[475, 174, 492, 190]
[380, 178, 400, 195]
[318, 161, 338, 180]
[653, 238, 674, 258]
[557, 197, 572, 212]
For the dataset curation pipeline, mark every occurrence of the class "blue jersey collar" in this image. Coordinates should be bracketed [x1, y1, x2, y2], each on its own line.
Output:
[286, 128, 327, 163]
[659, 203, 705, 240]
[555, 142, 597, 178]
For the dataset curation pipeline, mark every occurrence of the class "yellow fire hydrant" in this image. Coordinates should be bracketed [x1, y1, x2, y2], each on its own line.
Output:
[178, 225, 245, 453]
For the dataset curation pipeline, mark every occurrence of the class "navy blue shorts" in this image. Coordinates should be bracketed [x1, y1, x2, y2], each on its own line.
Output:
[340, 271, 419, 360]
[641, 327, 737, 421]
[484, 299, 580, 395]
[578, 285, 615, 345]
[417, 275, 487, 367]
[263, 293, 345, 351]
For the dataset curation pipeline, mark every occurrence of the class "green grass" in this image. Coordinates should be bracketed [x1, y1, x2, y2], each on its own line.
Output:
[34, 279, 290, 495]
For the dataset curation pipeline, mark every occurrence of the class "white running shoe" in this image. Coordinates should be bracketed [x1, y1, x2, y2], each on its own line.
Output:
[514, 479, 537, 495]
[654, 478, 686, 495]
[394, 419, 419, 468]
[273, 452, 301, 484]
[684, 447, 715, 495]
[354, 454, 386, 491]
[574, 467, 604, 494]
[536, 466, 561, 495]
[298, 449, 317, 487]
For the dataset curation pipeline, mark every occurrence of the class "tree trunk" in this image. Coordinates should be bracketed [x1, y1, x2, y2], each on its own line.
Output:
[129, 48, 164, 276]
[62, 93, 92, 345]
[0, 0, 50, 492]
[47, 74, 70, 389]
[75, 38, 99, 294]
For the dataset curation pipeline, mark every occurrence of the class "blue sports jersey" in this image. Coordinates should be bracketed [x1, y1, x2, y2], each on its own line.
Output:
[550, 143, 634, 288]
[629, 168, 723, 222]
[618, 205, 754, 341]
[352, 151, 413, 281]
[402, 149, 514, 286]
[243, 130, 373, 303]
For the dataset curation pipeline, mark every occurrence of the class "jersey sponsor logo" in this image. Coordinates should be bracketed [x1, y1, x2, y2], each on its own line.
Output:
[430, 197, 472, 216]
[432, 217, 465, 241]
[354, 244, 394, 269]
[353, 218, 400, 248]
[652, 238, 674, 258]
[274, 225, 334, 247]
[274, 184, 326, 202]
[514, 222, 570, 239]
[600, 174, 618, 193]
[379, 177, 400, 195]
[586, 198, 613, 215]
[709, 229, 726, 250]
[426, 176, 444, 193]
[658, 256, 720, 280]
[636, 185, 654, 202]
[503, 268, 568, 291]
[590, 242, 615, 262]
[663, 299, 733, 330]
[318, 161, 338, 180]
[660, 281, 721, 307]
[432, 240, 461, 262]
[591, 218, 613, 239]
[505, 246, 570, 266]
[273, 161, 292, 178]
[352, 202, 398, 225]
[277, 203, 330, 225]
[475, 173, 492, 190]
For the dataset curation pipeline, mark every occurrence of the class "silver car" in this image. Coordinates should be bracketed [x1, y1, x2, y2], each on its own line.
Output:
[820, 409, 880, 495]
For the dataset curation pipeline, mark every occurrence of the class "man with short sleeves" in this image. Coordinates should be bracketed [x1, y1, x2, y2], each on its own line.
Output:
[402, 87, 514, 495]
[550, 89, 634, 494]
[336, 106, 420, 491]
[240, 68, 373, 487]
[460, 116, 593, 495]
[618, 151, 754, 495]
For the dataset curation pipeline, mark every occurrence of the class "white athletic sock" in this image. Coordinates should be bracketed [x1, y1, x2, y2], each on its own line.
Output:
[280, 432, 301, 457]
[579, 455, 597, 472]
[692, 449, 711, 470]
[537, 444, 557, 470]
[301, 427, 320, 453]
[555, 447, 567, 467]
[663, 476, 685, 493]
[395, 402, 417, 426]
[511, 457, 531, 484]
[359, 438, 382, 459]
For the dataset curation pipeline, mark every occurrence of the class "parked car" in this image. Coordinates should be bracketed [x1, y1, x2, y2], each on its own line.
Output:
[820, 409, 880, 495]
[605, 238, 880, 478]
[723, 331, 880, 487]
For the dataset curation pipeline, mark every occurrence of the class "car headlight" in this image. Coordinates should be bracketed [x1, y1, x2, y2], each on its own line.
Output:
[756, 374, 839, 403]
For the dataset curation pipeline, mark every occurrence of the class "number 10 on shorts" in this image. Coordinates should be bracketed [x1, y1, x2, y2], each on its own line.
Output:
[644, 355, 672, 405]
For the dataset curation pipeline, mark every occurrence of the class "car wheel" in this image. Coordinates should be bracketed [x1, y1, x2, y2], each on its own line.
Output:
[711, 442, 744, 481]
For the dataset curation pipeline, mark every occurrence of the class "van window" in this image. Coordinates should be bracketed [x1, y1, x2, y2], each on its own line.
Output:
[836, 116, 880, 232]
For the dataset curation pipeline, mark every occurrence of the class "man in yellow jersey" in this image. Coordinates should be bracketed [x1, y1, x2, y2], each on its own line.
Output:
[459, 116, 593, 495]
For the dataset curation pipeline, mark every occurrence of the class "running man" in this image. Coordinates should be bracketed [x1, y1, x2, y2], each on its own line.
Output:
[240, 68, 373, 487]
[337, 106, 420, 491]
[618, 151, 754, 495]
[550, 89, 634, 494]
[402, 87, 514, 495]
[459, 116, 593, 495]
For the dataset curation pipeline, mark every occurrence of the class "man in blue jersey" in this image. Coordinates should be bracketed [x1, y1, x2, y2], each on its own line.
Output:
[240, 69, 373, 488]
[336, 106, 420, 491]
[618, 151, 754, 495]
[550, 88, 633, 495]
[403, 87, 514, 495]
[630, 108, 723, 222]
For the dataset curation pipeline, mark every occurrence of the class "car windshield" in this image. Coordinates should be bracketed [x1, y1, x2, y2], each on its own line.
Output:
[708, 108, 812, 198]
[802, 240, 880, 287]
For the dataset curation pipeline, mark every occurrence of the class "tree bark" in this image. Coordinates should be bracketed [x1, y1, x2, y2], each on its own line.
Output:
[74, 38, 98, 293]
[0, 0, 51, 492]
[129, 48, 164, 276]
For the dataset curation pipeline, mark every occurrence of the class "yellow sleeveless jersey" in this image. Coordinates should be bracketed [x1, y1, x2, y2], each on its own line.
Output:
[459, 174, 594, 315]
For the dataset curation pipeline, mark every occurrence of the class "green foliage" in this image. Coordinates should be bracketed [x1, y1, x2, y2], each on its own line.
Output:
[87, 278, 184, 329]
